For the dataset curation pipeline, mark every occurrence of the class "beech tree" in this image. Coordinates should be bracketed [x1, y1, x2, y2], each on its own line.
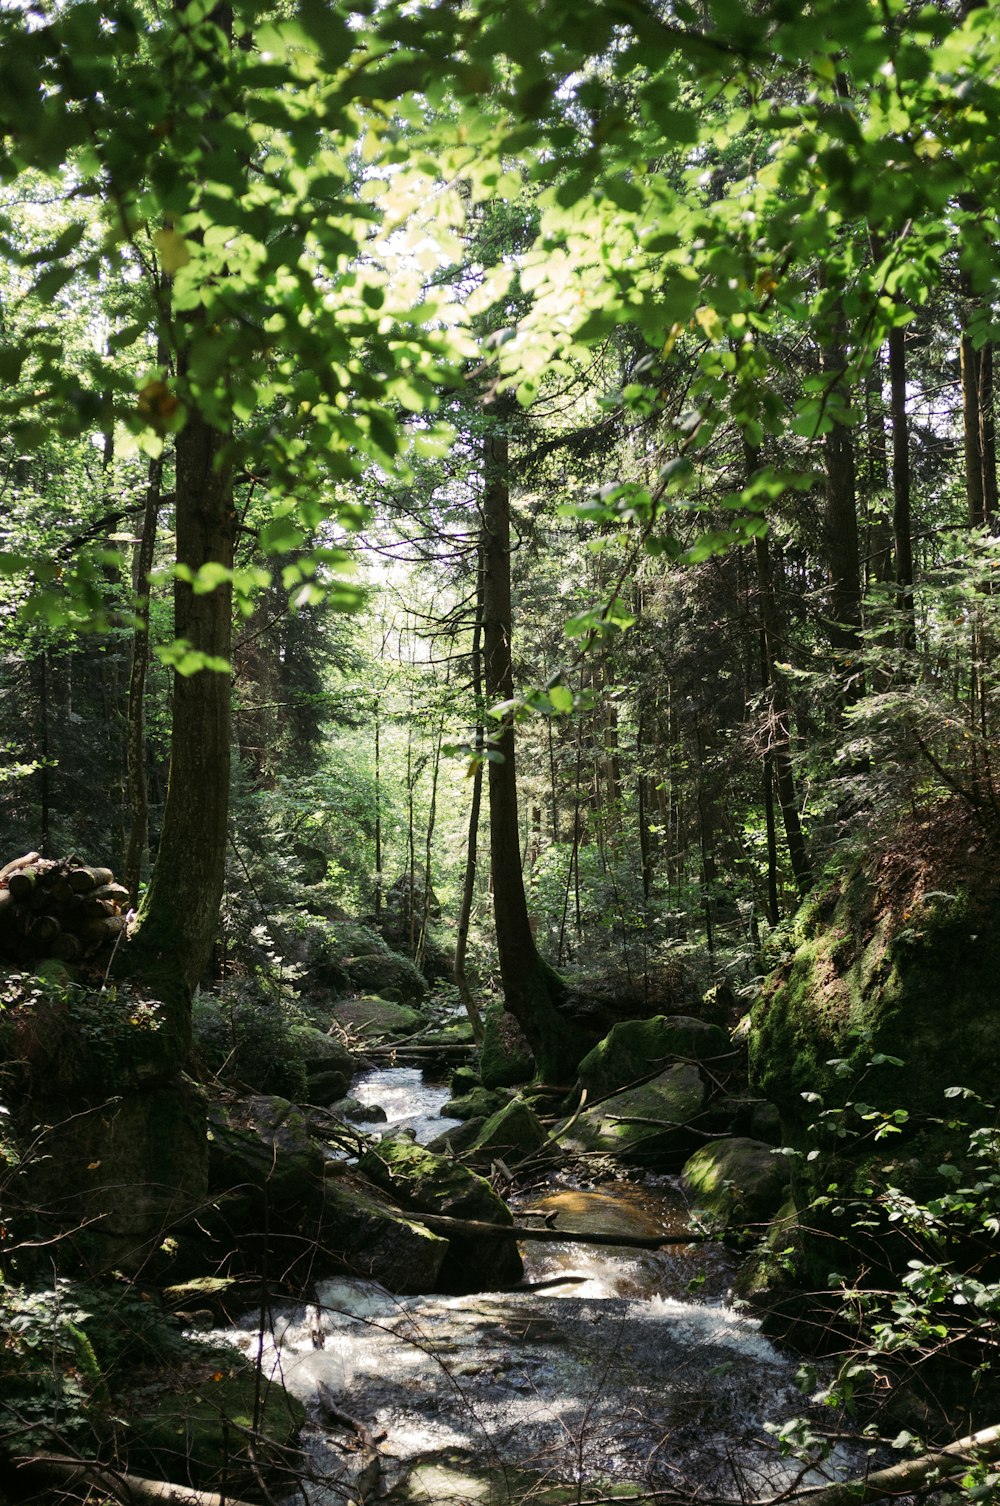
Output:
[4, 0, 1000, 1054]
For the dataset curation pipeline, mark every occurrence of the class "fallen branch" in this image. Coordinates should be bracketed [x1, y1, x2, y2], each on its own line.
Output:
[764, 1421, 1000, 1506]
[409, 1211, 711, 1247]
[15, 1453, 260, 1506]
[317, 1380, 382, 1497]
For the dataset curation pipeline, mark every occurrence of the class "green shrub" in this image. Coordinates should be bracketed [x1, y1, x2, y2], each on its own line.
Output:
[192, 980, 308, 1099]
[0, 1278, 187, 1453]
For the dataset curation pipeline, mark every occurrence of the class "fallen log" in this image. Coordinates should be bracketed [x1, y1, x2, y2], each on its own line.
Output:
[7, 867, 37, 901]
[15, 1453, 259, 1506]
[408, 1211, 711, 1248]
[0, 851, 39, 884]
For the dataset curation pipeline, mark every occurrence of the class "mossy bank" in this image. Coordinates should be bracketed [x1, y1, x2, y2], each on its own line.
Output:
[748, 803, 1000, 1282]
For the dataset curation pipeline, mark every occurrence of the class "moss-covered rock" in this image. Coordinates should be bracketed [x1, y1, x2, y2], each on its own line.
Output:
[317, 1175, 449, 1291]
[331, 995, 423, 1040]
[425, 1116, 488, 1156]
[292, 1023, 355, 1078]
[359, 1135, 523, 1290]
[123, 1352, 304, 1492]
[681, 1137, 789, 1233]
[450, 1066, 480, 1097]
[443, 1085, 509, 1121]
[207, 1095, 324, 1206]
[344, 951, 426, 1004]
[332, 1096, 388, 1124]
[577, 1015, 730, 1099]
[466, 1097, 552, 1167]
[748, 804, 1000, 1279]
[560, 1062, 706, 1165]
[479, 1004, 534, 1088]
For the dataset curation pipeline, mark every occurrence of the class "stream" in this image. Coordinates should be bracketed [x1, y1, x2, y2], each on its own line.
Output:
[217, 1068, 869, 1506]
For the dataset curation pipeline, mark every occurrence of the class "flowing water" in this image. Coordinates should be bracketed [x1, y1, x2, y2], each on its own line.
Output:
[350, 1066, 462, 1144]
[216, 1068, 869, 1506]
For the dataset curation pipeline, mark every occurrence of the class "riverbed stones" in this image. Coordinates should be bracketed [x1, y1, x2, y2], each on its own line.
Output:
[523, 1189, 664, 1241]
[577, 1015, 730, 1099]
[359, 1135, 523, 1290]
[682, 1137, 790, 1232]
[560, 1061, 706, 1165]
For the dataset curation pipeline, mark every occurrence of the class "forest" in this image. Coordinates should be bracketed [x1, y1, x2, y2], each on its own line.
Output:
[3, 0, 1000, 1502]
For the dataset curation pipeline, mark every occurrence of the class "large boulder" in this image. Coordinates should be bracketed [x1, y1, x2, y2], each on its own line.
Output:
[207, 1095, 324, 1206]
[343, 951, 426, 1004]
[359, 1136, 523, 1290]
[316, 1174, 449, 1291]
[465, 1097, 553, 1168]
[577, 1015, 730, 1099]
[330, 995, 423, 1041]
[560, 1062, 706, 1165]
[442, 1085, 509, 1121]
[682, 1138, 789, 1233]
[290, 1024, 355, 1104]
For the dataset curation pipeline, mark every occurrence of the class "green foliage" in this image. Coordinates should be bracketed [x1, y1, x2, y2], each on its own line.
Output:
[766, 1082, 1000, 1461]
[0, 1278, 187, 1453]
[191, 980, 309, 1100]
[0, 971, 166, 1098]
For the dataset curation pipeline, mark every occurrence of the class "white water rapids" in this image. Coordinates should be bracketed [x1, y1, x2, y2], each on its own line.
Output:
[213, 1069, 871, 1506]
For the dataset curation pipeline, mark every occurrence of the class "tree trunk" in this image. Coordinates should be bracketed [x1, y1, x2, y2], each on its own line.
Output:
[759, 633, 780, 926]
[124, 452, 163, 908]
[454, 543, 486, 1041]
[962, 319, 987, 527]
[887, 325, 915, 650]
[415, 711, 444, 974]
[126, 410, 234, 1051]
[822, 341, 864, 695]
[864, 350, 894, 585]
[481, 415, 581, 1084]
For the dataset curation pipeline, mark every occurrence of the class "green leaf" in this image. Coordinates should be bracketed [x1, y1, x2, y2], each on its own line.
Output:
[156, 641, 231, 676]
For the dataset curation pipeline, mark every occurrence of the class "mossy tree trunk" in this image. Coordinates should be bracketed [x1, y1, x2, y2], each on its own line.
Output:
[125, 411, 234, 1061]
[121, 0, 237, 1065]
[481, 413, 584, 1085]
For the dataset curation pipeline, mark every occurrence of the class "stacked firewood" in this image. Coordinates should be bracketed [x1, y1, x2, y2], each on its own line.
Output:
[0, 852, 131, 968]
